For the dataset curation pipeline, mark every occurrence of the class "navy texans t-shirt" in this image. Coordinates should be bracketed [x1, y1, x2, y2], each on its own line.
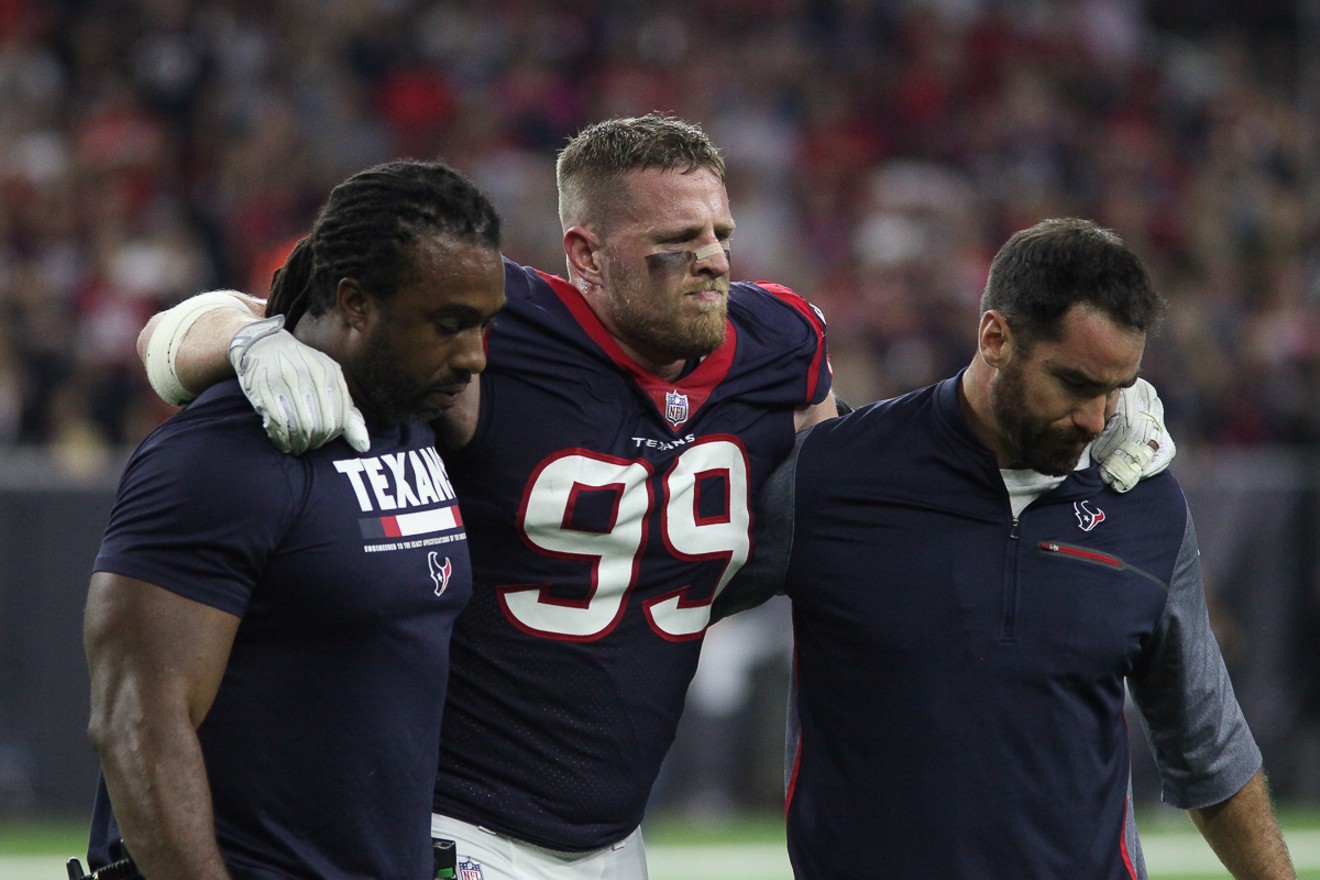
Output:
[88, 380, 471, 879]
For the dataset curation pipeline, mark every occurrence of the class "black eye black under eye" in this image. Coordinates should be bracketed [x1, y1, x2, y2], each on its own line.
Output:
[645, 251, 692, 274]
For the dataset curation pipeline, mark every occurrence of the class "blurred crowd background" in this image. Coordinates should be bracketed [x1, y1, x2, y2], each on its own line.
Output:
[2, 0, 1320, 822]
[1, 0, 1316, 470]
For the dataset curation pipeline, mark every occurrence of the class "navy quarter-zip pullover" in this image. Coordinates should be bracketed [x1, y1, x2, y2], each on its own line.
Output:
[716, 374, 1261, 879]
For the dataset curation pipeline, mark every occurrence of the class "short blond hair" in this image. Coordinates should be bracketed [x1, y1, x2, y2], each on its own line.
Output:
[556, 113, 727, 233]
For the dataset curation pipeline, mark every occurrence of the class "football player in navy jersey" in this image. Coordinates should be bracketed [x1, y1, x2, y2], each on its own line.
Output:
[715, 218, 1296, 879]
[130, 119, 1172, 879]
[83, 160, 505, 880]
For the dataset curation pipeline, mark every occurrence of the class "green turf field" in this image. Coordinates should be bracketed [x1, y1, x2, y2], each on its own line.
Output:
[643, 808, 1320, 879]
[5, 807, 1318, 879]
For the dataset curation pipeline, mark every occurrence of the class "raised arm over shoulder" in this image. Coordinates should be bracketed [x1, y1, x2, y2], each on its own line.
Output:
[1091, 377, 1177, 493]
[140, 291, 370, 455]
[139, 290, 267, 406]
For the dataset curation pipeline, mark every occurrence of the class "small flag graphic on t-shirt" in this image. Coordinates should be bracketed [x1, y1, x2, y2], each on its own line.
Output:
[359, 505, 463, 539]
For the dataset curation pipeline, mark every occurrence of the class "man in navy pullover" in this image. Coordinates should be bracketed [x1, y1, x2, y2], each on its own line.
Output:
[716, 218, 1296, 879]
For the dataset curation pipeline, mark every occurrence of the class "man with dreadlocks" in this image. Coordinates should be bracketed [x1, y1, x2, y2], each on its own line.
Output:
[82, 160, 505, 880]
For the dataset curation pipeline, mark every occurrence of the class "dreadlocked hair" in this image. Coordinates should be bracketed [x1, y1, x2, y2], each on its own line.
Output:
[267, 160, 502, 328]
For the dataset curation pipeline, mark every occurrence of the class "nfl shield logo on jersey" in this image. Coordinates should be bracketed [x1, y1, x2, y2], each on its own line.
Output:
[665, 389, 690, 427]
[458, 858, 484, 880]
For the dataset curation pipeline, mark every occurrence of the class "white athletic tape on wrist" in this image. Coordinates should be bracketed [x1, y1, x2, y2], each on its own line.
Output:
[145, 290, 250, 406]
[1102, 440, 1158, 493]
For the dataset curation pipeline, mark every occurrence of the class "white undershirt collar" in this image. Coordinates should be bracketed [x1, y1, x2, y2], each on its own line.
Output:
[999, 447, 1094, 518]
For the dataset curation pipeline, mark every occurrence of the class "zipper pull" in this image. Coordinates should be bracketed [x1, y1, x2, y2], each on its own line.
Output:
[1038, 541, 1122, 567]
[1010, 516, 1019, 539]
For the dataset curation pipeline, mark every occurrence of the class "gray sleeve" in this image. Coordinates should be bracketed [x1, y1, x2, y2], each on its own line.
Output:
[1127, 507, 1263, 810]
[709, 428, 806, 623]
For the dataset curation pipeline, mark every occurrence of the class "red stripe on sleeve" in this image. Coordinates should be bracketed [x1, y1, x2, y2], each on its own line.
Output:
[755, 281, 830, 404]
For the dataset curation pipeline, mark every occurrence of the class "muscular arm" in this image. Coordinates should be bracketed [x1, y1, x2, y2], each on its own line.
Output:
[85, 572, 241, 880]
[1189, 770, 1296, 879]
[136, 292, 478, 451]
[710, 429, 806, 623]
[715, 396, 832, 621]
[137, 294, 266, 402]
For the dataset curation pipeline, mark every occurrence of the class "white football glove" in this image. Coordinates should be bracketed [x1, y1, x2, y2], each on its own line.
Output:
[227, 315, 370, 455]
[1090, 377, 1176, 493]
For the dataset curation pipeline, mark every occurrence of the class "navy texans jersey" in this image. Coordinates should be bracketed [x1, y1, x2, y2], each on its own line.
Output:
[432, 259, 830, 850]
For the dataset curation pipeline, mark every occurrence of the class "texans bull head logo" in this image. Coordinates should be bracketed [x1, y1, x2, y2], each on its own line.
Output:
[429, 552, 453, 596]
[1074, 500, 1106, 532]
